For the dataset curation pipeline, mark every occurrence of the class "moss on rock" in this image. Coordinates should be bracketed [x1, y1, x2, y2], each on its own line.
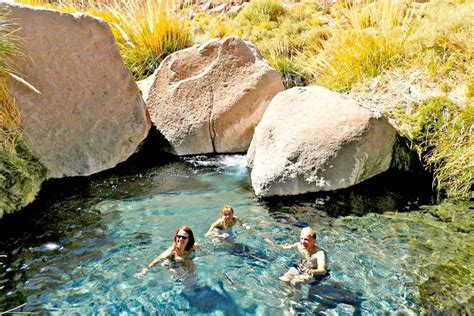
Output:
[0, 140, 47, 217]
[418, 255, 474, 314]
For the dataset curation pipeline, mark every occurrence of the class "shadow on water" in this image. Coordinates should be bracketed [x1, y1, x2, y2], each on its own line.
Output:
[181, 280, 248, 314]
[169, 262, 249, 315]
[260, 168, 435, 221]
[260, 137, 436, 220]
[208, 238, 275, 268]
[306, 280, 364, 315]
[0, 128, 176, 247]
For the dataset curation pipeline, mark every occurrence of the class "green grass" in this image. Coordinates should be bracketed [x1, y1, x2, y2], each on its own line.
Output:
[396, 97, 473, 198]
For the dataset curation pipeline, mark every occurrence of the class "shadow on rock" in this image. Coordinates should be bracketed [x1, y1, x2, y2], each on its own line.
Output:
[260, 168, 435, 219]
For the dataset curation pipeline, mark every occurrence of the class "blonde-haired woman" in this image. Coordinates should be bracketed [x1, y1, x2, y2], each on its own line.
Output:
[205, 205, 250, 239]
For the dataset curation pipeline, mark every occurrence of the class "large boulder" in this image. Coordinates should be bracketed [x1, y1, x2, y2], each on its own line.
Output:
[144, 36, 284, 155]
[3, 1, 150, 178]
[247, 86, 396, 197]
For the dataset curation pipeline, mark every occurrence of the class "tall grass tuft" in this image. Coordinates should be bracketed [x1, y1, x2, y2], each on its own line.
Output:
[0, 9, 47, 216]
[0, 10, 22, 155]
[106, 0, 193, 79]
[410, 0, 474, 81]
[400, 97, 473, 198]
[296, 0, 415, 91]
[19, 0, 193, 80]
[239, 0, 286, 23]
[260, 37, 307, 88]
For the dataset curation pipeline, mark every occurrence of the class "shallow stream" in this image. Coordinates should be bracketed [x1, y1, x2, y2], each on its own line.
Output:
[0, 155, 472, 314]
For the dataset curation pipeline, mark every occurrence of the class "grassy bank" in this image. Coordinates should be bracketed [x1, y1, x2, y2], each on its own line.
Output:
[0, 10, 46, 217]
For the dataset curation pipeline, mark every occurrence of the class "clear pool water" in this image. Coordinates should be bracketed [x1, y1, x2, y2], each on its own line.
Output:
[1, 155, 424, 314]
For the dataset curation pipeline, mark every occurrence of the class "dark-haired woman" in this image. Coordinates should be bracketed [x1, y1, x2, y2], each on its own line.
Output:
[136, 225, 201, 277]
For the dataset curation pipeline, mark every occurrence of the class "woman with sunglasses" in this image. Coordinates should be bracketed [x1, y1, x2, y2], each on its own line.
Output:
[136, 225, 201, 277]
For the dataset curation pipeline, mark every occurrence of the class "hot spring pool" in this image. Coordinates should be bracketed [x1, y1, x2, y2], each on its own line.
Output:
[0, 155, 436, 314]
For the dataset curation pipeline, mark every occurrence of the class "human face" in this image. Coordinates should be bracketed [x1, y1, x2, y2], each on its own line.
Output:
[299, 231, 315, 250]
[175, 229, 189, 248]
[222, 209, 233, 222]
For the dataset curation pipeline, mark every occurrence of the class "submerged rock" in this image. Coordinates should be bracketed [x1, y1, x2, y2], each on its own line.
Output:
[144, 36, 284, 155]
[3, 2, 150, 179]
[247, 86, 396, 197]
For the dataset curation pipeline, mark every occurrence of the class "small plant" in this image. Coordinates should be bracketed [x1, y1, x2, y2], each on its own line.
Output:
[238, 0, 286, 23]
[467, 70, 474, 99]
[261, 37, 307, 88]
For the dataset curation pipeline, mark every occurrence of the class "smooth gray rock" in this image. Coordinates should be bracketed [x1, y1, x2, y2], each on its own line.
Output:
[145, 36, 284, 155]
[247, 86, 396, 197]
[3, 1, 150, 178]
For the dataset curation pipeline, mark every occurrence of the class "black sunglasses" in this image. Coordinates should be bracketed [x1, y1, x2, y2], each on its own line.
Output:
[176, 235, 188, 240]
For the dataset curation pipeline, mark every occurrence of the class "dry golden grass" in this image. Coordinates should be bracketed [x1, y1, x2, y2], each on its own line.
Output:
[18, 0, 193, 79]
[0, 10, 23, 155]
[0, 82, 22, 155]
[295, 0, 417, 91]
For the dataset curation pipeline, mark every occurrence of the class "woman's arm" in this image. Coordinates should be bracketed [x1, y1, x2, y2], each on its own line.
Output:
[205, 219, 222, 236]
[135, 246, 173, 277]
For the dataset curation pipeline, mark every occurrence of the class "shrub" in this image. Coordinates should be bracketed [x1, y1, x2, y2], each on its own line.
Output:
[106, 0, 193, 79]
[238, 0, 286, 23]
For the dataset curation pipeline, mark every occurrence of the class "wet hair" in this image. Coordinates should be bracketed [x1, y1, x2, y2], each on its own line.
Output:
[220, 205, 234, 216]
[173, 225, 195, 252]
[301, 226, 317, 239]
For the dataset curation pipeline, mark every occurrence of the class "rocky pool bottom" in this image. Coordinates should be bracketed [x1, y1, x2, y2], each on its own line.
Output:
[0, 155, 472, 314]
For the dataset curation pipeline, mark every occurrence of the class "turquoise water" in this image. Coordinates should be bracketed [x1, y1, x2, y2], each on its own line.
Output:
[1, 155, 424, 314]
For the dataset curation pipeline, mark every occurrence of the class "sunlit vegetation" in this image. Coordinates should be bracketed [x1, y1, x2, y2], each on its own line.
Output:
[395, 97, 473, 198]
[296, 0, 415, 91]
[18, 0, 193, 79]
[0, 10, 46, 217]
